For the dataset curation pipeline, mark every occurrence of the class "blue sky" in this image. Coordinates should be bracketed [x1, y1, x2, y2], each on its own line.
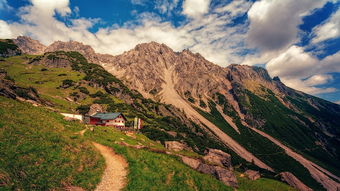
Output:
[0, 0, 339, 103]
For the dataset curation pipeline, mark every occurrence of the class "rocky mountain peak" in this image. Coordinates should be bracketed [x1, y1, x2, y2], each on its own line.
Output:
[13, 36, 46, 55]
[227, 64, 272, 83]
[134, 41, 174, 54]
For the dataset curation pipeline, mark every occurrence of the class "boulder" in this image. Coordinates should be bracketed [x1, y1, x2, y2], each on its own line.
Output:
[215, 166, 238, 187]
[280, 172, 313, 191]
[181, 156, 201, 169]
[164, 141, 189, 152]
[203, 149, 232, 168]
[181, 155, 238, 188]
[197, 163, 216, 175]
[245, 170, 260, 180]
[88, 104, 106, 116]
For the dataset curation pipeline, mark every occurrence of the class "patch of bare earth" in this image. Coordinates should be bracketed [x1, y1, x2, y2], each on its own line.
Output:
[92, 142, 128, 191]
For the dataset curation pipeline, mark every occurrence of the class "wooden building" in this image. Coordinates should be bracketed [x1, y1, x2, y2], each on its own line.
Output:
[89, 112, 126, 128]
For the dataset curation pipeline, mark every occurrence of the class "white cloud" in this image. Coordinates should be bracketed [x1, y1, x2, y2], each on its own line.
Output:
[335, 101, 340, 105]
[182, 0, 211, 18]
[0, 20, 13, 38]
[266, 46, 317, 79]
[312, 9, 340, 43]
[215, 0, 252, 17]
[247, 0, 326, 51]
[155, 0, 179, 16]
[304, 74, 333, 86]
[266, 46, 340, 95]
[282, 78, 336, 94]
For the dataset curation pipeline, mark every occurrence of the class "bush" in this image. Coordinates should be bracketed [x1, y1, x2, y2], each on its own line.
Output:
[40, 68, 48, 71]
[61, 79, 75, 88]
[76, 105, 91, 115]
[78, 86, 90, 94]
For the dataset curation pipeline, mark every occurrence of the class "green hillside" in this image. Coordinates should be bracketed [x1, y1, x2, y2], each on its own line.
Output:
[0, 96, 105, 190]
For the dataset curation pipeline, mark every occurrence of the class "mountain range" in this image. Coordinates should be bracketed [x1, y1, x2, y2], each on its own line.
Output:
[1, 36, 340, 190]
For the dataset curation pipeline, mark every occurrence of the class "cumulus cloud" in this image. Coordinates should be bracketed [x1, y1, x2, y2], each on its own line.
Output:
[0, 20, 12, 38]
[266, 46, 317, 78]
[247, 0, 326, 51]
[182, 0, 211, 18]
[304, 74, 333, 86]
[312, 9, 340, 43]
[266, 45, 340, 94]
[282, 78, 336, 94]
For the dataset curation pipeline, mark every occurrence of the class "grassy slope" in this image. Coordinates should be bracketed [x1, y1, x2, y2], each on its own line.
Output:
[0, 96, 105, 190]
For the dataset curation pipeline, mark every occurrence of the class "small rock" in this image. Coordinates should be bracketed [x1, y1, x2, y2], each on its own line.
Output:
[245, 170, 260, 180]
[197, 163, 216, 175]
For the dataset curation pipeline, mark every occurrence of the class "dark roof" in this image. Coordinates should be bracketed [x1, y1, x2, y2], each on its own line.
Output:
[91, 112, 126, 120]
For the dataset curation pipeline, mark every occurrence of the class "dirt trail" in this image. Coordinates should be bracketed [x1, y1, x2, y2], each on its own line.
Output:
[93, 142, 128, 191]
[160, 67, 273, 172]
[250, 127, 340, 191]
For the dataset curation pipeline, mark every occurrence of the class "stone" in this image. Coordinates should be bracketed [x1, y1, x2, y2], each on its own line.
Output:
[245, 170, 260, 180]
[88, 104, 106, 116]
[280, 172, 313, 191]
[203, 149, 232, 168]
[164, 141, 188, 152]
[197, 163, 216, 175]
[181, 156, 201, 169]
[214, 166, 238, 187]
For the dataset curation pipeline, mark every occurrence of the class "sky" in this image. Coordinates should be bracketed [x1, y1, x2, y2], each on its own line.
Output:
[0, 0, 339, 103]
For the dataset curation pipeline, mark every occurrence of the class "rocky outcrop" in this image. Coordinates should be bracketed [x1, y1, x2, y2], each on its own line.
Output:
[244, 170, 260, 180]
[164, 141, 190, 152]
[0, 69, 43, 105]
[28, 52, 73, 68]
[181, 150, 238, 187]
[13, 36, 46, 55]
[181, 156, 201, 169]
[88, 104, 106, 116]
[44, 40, 114, 64]
[203, 149, 232, 168]
[0, 39, 21, 57]
[214, 166, 238, 187]
[280, 172, 313, 191]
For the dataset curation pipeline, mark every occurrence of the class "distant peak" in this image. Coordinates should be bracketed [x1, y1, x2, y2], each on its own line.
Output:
[134, 41, 174, 53]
